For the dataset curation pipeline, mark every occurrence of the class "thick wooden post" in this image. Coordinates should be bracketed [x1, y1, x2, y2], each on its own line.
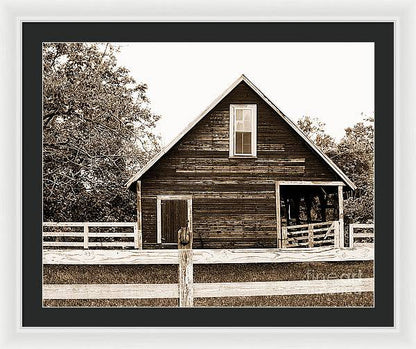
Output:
[178, 227, 193, 307]
[305, 193, 312, 224]
[334, 221, 340, 248]
[338, 185, 344, 248]
[275, 181, 281, 248]
[136, 181, 142, 249]
[293, 194, 301, 225]
[283, 198, 290, 224]
[318, 192, 327, 222]
[281, 226, 288, 248]
[308, 224, 314, 248]
[349, 223, 354, 248]
[83, 224, 89, 249]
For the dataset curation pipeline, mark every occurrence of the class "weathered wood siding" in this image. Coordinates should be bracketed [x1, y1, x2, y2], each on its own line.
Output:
[141, 81, 339, 248]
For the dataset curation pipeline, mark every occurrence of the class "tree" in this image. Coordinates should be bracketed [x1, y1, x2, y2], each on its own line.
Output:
[333, 116, 374, 224]
[43, 43, 160, 222]
[297, 116, 337, 155]
[297, 115, 374, 224]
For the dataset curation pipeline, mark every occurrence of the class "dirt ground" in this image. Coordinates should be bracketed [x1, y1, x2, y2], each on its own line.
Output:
[43, 261, 374, 307]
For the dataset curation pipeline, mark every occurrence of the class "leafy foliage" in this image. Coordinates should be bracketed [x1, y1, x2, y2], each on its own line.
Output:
[296, 116, 337, 155]
[334, 116, 374, 224]
[43, 43, 160, 222]
[297, 115, 374, 224]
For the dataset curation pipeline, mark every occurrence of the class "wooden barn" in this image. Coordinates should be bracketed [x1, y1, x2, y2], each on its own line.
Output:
[127, 75, 356, 250]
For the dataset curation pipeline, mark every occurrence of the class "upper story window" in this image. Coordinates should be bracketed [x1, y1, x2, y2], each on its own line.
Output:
[229, 104, 257, 157]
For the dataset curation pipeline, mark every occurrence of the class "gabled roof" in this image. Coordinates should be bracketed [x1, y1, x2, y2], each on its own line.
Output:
[127, 74, 356, 191]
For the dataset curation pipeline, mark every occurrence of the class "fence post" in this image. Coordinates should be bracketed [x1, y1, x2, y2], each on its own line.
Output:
[281, 227, 288, 248]
[334, 221, 340, 248]
[136, 181, 143, 249]
[275, 181, 281, 248]
[83, 224, 89, 249]
[308, 224, 314, 248]
[178, 228, 193, 307]
[338, 185, 345, 248]
[349, 224, 354, 248]
[133, 225, 139, 249]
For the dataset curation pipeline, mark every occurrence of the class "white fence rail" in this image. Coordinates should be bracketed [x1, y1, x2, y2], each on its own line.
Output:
[43, 222, 139, 249]
[43, 278, 374, 300]
[43, 246, 374, 265]
[349, 223, 374, 248]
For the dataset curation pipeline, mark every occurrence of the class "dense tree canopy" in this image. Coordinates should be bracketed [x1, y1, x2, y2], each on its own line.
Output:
[43, 43, 160, 222]
[297, 115, 374, 224]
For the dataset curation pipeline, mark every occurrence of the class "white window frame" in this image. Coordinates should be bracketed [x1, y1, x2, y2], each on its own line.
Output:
[229, 104, 257, 157]
[156, 195, 193, 244]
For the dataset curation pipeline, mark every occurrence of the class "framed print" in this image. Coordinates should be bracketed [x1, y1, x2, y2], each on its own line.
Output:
[20, 21, 393, 328]
[3, 0, 416, 343]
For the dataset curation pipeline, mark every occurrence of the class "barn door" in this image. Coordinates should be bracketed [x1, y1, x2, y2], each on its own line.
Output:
[161, 199, 188, 244]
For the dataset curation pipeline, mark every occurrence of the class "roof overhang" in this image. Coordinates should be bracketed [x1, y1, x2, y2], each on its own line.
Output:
[127, 74, 356, 191]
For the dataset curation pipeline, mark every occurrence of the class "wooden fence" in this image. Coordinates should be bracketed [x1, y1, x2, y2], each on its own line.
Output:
[43, 222, 374, 307]
[349, 223, 374, 248]
[43, 222, 139, 249]
[43, 245, 374, 306]
[43, 221, 343, 250]
[43, 278, 374, 301]
[282, 221, 341, 248]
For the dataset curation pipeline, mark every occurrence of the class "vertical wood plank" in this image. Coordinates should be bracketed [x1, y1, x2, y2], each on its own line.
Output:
[157, 198, 161, 244]
[338, 185, 344, 248]
[281, 226, 288, 248]
[334, 221, 340, 248]
[275, 181, 281, 248]
[318, 192, 327, 222]
[136, 181, 142, 249]
[229, 104, 234, 157]
[83, 224, 89, 249]
[187, 198, 193, 235]
[305, 194, 312, 224]
[308, 224, 314, 248]
[178, 249, 193, 307]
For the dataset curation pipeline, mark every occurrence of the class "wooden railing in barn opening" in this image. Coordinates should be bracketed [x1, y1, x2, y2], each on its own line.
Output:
[281, 221, 341, 248]
[349, 223, 374, 248]
[43, 222, 141, 249]
[275, 181, 346, 249]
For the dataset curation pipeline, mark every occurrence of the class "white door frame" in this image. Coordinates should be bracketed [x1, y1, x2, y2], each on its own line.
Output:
[156, 195, 193, 244]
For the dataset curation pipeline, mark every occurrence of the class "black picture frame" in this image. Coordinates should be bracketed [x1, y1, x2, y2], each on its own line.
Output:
[22, 22, 394, 327]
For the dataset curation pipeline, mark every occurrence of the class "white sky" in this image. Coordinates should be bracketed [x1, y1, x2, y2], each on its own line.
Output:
[116, 42, 374, 146]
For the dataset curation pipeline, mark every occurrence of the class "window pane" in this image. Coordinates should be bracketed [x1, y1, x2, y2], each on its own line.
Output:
[235, 119, 244, 131]
[235, 108, 252, 132]
[243, 116, 252, 131]
[242, 132, 252, 154]
[235, 132, 243, 154]
[243, 109, 252, 130]
[235, 132, 251, 154]
[236, 109, 243, 121]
